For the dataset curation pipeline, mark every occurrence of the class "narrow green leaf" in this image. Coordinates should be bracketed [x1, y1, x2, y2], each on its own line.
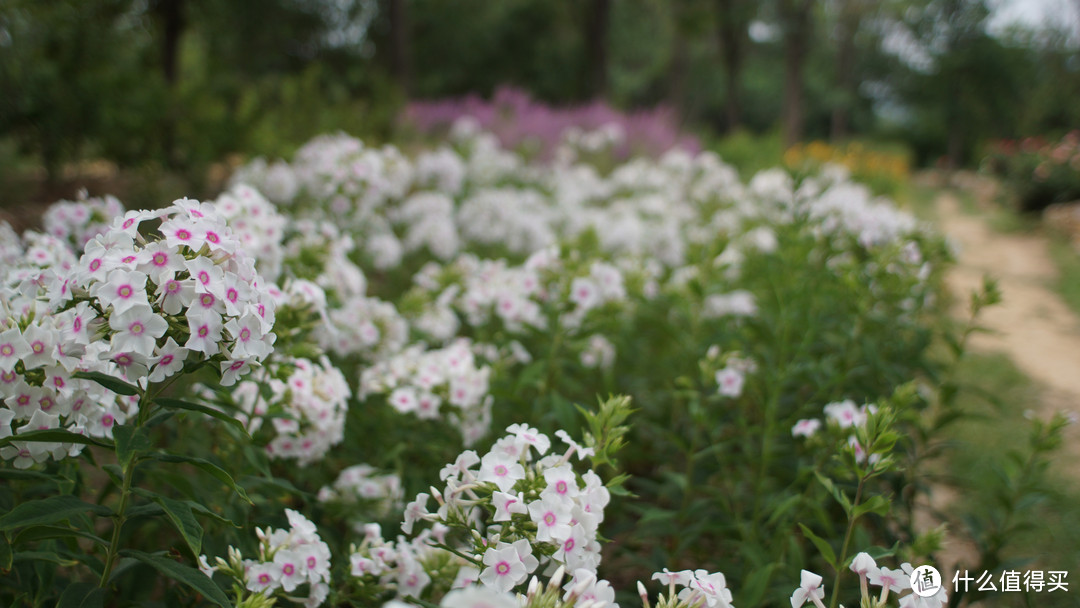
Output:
[120, 550, 232, 607]
[151, 453, 251, 504]
[12, 550, 80, 566]
[134, 491, 202, 556]
[57, 582, 105, 608]
[0, 496, 112, 531]
[12, 525, 108, 548]
[852, 495, 892, 520]
[0, 429, 111, 450]
[0, 533, 12, 571]
[798, 523, 837, 569]
[72, 371, 140, 396]
[187, 502, 240, 528]
[154, 398, 249, 437]
[112, 426, 151, 468]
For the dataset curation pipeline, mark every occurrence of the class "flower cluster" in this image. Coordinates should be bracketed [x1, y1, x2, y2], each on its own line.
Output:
[791, 553, 945, 608]
[42, 191, 124, 250]
[318, 464, 404, 524]
[200, 509, 331, 608]
[1, 199, 276, 467]
[219, 356, 350, 466]
[792, 399, 882, 464]
[359, 339, 492, 445]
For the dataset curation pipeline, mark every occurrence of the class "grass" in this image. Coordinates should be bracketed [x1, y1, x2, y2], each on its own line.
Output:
[941, 351, 1080, 606]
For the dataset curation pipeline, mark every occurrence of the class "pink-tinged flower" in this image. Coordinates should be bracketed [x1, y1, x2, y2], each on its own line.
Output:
[402, 492, 430, 534]
[792, 419, 821, 438]
[491, 489, 528, 522]
[824, 399, 863, 428]
[652, 568, 694, 586]
[137, 241, 185, 281]
[528, 497, 573, 542]
[541, 464, 580, 504]
[20, 323, 59, 369]
[869, 566, 910, 594]
[569, 277, 601, 310]
[439, 450, 480, 481]
[850, 552, 878, 577]
[0, 327, 31, 371]
[160, 218, 199, 250]
[185, 257, 225, 296]
[93, 269, 149, 314]
[109, 306, 167, 357]
[442, 586, 519, 608]
[791, 570, 826, 607]
[225, 313, 271, 359]
[388, 387, 419, 414]
[715, 367, 745, 397]
[219, 358, 253, 386]
[245, 562, 281, 594]
[686, 570, 733, 608]
[480, 542, 530, 593]
[274, 549, 306, 592]
[478, 452, 525, 492]
[149, 338, 188, 383]
[155, 277, 195, 315]
[185, 311, 223, 355]
[507, 422, 550, 455]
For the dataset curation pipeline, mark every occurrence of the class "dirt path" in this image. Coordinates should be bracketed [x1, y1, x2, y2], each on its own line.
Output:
[937, 192, 1080, 435]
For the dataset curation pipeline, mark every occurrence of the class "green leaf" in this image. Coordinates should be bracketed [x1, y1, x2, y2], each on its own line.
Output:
[187, 502, 239, 528]
[814, 471, 852, 515]
[12, 525, 108, 548]
[120, 550, 232, 608]
[57, 582, 105, 608]
[13, 550, 81, 566]
[154, 398, 250, 437]
[798, 523, 837, 569]
[0, 495, 112, 531]
[72, 371, 140, 396]
[112, 426, 151, 468]
[851, 495, 892, 520]
[134, 490, 202, 556]
[150, 453, 251, 504]
[0, 429, 111, 451]
[0, 533, 12, 571]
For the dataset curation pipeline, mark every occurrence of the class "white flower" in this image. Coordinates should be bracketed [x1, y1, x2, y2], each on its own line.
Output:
[441, 586, 520, 608]
[715, 367, 745, 398]
[790, 570, 825, 607]
[480, 543, 529, 593]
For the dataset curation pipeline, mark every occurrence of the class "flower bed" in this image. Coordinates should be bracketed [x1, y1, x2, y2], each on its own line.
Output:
[0, 121, 1062, 608]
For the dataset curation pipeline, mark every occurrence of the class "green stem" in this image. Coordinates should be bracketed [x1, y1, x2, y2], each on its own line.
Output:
[99, 450, 137, 587]
[829, 474, 866, 608]
[98, 386, 158, 588]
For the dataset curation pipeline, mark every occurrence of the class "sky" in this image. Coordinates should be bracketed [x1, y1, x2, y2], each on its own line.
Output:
[988, 0, 1080, 35]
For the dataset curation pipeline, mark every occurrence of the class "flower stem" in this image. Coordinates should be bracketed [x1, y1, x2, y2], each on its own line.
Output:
[829, 475, 866, 608]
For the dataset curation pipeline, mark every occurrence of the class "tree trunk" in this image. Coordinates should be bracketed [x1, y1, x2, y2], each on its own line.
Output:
[716, 0, 746, 132]
[781, 0, 814, 147]
[389, 0, 412, 95]
[584, 0, 610, 99]
[154, 0, 184, 166]
[830, 4, 858, 142]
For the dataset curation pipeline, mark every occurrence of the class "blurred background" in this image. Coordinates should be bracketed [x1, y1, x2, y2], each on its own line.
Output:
[1, 0, 1078, 211]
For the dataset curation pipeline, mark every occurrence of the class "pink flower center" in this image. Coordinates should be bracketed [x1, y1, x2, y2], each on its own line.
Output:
[122, 255, 136, 264]
[176, 229, 191, 240]
[116, 354, 132, 366]
[564, 538, 575, 551]
[39, 396, 54, 410]
[73, 317, 82, 332]
[258, 573, 270, 585]
[307, 556, 316, 568]
[494, 465, 508, 477]
[197, 271, 210, 285]
[160, 355, 174, 365]
[282, 564, 294, 576]
[16, 395, 30, 406]
[239, 328, 250, 341]
[198, 326, 209, 338]
[230, 361, 244, 370]
[227, 288, 238, 302]
[153, 252, 168, 266]
[496, 562, 510, 576]
[556, 481, 568, 494]
[31, 341, 44, 354]
[118, 285, 133, 298]
[129, 322, 144, 335]
[200, 294, 215, 308]
[89, 259, 101, 271]
[166, 280, 180, 294]
[206, 231, 219, 243]
[123, 218, 135, 229]
[544, 512, 556, 525]
[102, 414, 114, 427]
[0, 345, 12, 356]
